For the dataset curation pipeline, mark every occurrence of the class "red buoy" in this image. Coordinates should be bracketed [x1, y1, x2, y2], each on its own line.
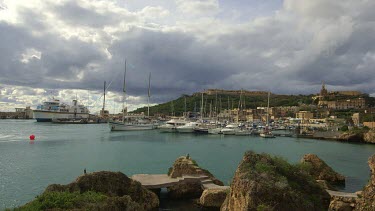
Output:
[30, 134, 35, 140]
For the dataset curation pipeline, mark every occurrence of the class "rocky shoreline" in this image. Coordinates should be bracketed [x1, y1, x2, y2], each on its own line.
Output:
[303, 129, 375, 144]
[14, 152, 375, 210]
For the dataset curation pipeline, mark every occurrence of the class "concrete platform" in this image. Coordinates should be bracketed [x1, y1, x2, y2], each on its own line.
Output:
[132, 174, 227, 190]
[327, 190, 358, 198]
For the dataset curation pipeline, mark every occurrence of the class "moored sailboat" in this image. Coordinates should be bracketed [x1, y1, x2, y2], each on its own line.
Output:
[260, 92, 275, 138]
[109, 61, 155, 131]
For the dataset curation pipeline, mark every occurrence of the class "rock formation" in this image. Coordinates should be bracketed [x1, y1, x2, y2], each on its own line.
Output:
[329, 194, 357, 211]
[338, 132, 364, 142]
[167, 156, 224, 199]
[168, 156, 223, 185]
[301, 154, 345, 185]
[355, 154, 375, 210]
[221, 151, 330, 211]
[200, 189, 228, 209]
[363, 129, 375, 144]
[18, 171, 159, 210]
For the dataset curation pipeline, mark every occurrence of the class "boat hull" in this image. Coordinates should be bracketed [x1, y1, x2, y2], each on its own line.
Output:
[208, 128, 222, 134]
[158, 127, 177, 133]
[109, 122, 155, 131]
[260, 133, 275, 138]
[176, 127, 195, 133]
[33, 110, 89, 122]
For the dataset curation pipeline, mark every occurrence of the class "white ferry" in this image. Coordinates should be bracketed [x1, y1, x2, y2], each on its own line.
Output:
[33, 99, 90, 122]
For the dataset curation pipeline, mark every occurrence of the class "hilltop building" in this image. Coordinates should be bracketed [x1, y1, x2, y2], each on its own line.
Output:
[315, 82, 366, 109]
[197, 89, 268, 96]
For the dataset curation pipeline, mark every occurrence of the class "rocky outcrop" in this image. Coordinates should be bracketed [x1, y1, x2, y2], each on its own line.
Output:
[19, 171, 159, 210]
[221, 151, 330, 211]
[167, 156, 223, 199]
[329, 194, 357, 211]
[355, 154, 375, 210]
[200, 189, 228, 209]
[301, 154, 345, 185]
[316, 180, 337, 191]
[168, 156, 223, 186]
[167, 181, 203, 199]
[363, 130, 375, 144]
[338, 132, 364, 142]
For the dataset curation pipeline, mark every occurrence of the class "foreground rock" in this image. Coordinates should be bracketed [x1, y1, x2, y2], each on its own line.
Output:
[200, 189, 228, 209]
[18, 171, 159, 210]
[364, 129, 375, 144]
[329, 194, 357, 211]
[221, 151, 330, 211]
[355, 154, 375, 210]
[167, 155, 224, 199]
[301, 154, 345, 185]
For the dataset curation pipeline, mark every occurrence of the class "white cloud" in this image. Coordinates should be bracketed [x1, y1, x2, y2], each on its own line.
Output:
[175, 0, 219, 17]
[20, 48, 41, 63]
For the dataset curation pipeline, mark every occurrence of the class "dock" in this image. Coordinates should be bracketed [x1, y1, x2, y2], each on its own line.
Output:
[132, 174, 229, 190]
[327, 190, 358, 198]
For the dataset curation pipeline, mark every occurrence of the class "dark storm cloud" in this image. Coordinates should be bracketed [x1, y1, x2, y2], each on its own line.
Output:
[0, 21, 107, 88]
[50, 1, 138, 28]
[1, 0, 375, 110]
[106, 27, 241, 100]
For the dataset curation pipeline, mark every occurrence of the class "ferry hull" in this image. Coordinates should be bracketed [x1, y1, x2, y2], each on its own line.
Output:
[33, 110, 89, 122]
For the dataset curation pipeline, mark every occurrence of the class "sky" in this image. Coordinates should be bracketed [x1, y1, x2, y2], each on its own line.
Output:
[0, 0, 374, 113]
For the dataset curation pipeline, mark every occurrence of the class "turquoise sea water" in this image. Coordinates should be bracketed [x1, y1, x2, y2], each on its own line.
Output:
[1, 119, 375, 209]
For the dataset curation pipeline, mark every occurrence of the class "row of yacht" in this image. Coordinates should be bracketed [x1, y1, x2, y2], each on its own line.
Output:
[156, 118, 274, 137]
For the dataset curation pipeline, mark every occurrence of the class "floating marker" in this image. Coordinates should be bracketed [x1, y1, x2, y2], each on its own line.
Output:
[29, 134, 35, 140]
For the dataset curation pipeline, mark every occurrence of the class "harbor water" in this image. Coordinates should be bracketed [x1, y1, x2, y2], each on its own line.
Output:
[1, 119, 375, 209]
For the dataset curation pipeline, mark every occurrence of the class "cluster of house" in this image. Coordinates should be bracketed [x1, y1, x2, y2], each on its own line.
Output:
[0, 107, 33, 119]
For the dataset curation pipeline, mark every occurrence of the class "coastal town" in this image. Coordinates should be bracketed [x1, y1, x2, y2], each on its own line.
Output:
[2, 83, 375, 142]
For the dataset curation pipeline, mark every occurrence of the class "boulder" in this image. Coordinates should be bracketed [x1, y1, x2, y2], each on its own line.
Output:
[301, 154, 345, 185]
[355, 154, 375, 210]
[167, 181, 203, 199]
[167, 155, 224, 199]
[200, 189, 228, 209]
[168, 156, 223, 186]
[363, 129, 375, 144]
[329, 195, 357, 211]
[221, 151, 330, 211]
[19, 171, 159, 210]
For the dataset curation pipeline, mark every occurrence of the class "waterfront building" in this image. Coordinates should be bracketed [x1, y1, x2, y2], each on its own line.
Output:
[352, 113, 362, 127]
[364, 122, 375, 129]
[296, 111, 314, 123]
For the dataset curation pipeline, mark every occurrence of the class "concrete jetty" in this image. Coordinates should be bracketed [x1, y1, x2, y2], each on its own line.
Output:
[327, 190, 358, 198]
[131, 174, 229, 190]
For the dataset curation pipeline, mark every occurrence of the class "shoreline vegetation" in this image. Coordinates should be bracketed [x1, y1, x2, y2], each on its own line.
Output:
[11, 152, 375, 211]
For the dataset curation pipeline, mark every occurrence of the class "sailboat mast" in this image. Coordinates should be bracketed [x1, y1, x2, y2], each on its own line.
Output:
[122, 60, 127, 123]
[184, 96, 187, 117]
[147, 72, 151, 117]
[200, 92, 204, 121]
[102, 81, 106, 117]
[266, 92, 270, 126]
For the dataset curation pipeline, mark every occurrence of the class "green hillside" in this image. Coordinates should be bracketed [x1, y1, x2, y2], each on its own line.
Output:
[132, 92, 315, 116]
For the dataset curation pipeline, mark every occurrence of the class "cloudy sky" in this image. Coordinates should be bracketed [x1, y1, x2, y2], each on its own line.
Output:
[0, 0, 374, 113]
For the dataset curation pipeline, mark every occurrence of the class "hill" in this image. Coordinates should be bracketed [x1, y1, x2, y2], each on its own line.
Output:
[132, 91, 315, 116]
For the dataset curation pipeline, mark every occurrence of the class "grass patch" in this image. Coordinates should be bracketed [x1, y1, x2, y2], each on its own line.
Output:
[12, 191, 107, 210]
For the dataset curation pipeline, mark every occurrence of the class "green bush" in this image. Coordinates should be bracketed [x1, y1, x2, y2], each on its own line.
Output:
[14, 191, 107, 210]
